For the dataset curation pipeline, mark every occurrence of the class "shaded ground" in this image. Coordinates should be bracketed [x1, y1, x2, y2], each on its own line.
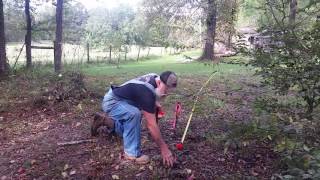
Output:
[0, 69, 278, 179]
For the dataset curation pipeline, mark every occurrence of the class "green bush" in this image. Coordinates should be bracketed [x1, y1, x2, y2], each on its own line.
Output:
[251, 22, 320, 117]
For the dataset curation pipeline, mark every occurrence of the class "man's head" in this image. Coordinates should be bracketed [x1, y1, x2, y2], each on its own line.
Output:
[155, 71, 178, 98]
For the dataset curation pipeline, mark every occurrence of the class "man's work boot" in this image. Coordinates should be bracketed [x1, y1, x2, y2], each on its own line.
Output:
[91, 112, 114, 136]
[124, 154, 150, 165]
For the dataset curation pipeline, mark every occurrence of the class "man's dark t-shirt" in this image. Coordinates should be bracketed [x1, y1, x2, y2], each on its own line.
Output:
[112, 77, 157, 113]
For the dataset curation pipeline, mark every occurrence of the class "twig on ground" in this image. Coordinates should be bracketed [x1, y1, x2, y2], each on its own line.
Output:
[57, 139, 96, 146]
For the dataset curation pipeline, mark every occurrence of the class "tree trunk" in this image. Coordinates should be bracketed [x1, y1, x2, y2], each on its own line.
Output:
[227, 33, 232, 48]
[0, 0, 7, 76]
[289, 0, 297, 26]
[199, 0, 217, 61]
[25, 0, 32, 68]
[54, 0, 63, 73]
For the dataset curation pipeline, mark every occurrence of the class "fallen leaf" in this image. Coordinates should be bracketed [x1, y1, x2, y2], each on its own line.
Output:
[135, 173, 142, 177]
[18, 167, 25, 174]
[61, 172, 68, 178]
[250, 169, 259, 176]
[64, 164, 70, 171]
[112, 175, 120, 179]
[10, 160, 15, 164]
[70, 170, 76, 175]
[186, 168, 192, 174]
[31, 160, 37, 165]
[77, 104, 83, 110]
[187, 174, 195, 180]
[139, 166, 145, 171]
[148, 165, 153, 171]
[75, 122, 81, 127]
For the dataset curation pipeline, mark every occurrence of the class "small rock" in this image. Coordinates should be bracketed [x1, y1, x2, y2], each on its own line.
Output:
[186, 168, 192, 174]
[10, 160, 15, 164]
[114, 165, 120, 170]
[75, 122, 81, 127]
[139, 166, 145, 171]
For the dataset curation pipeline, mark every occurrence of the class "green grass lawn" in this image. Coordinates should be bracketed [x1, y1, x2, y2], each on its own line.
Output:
[75, 50, 253, 78]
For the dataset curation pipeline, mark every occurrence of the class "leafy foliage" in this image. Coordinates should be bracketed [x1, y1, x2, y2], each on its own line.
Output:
[221, 95, 320, 179]
[251, 22, 320, 116]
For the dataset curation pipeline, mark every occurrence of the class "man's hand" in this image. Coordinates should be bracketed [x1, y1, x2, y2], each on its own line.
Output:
[160, 145, 175, 167]
[155, 101, 161, 108]
[143, 111, 176, 167]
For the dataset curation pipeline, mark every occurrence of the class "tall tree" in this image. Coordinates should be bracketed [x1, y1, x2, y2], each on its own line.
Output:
[289, 0, 297, 26]
[25, 0, 32, 68]
[0, 0, 7, 76]
[199, 0, 217, 61]
[54, 0, 63, 72]
[219, 0, 238, 48]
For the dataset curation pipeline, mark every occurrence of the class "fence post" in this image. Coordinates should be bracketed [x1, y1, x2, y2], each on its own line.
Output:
[87, 42, 90, 63]
[137, 46, 141, 61]
[147, 47, 151, 57]
[109, 45, 112, 63]
[117, 52, 120, 68]
[124, 46, 127, 61]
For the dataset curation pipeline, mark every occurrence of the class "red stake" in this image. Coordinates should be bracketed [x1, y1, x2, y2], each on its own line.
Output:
[174, 102, 184, 151]
[172, 102, 182, 129]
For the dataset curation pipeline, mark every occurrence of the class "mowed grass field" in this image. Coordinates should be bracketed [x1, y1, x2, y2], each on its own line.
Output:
[6, 42, 182, 66]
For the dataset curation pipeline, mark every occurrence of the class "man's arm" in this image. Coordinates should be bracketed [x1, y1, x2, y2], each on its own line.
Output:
[143, 110, 175, 167]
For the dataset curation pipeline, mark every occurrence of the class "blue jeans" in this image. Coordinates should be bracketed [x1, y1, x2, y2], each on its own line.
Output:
[102, 89, 142, 157]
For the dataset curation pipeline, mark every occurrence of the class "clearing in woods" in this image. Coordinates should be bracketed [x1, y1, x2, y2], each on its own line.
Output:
[0, 52, 278, 179]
